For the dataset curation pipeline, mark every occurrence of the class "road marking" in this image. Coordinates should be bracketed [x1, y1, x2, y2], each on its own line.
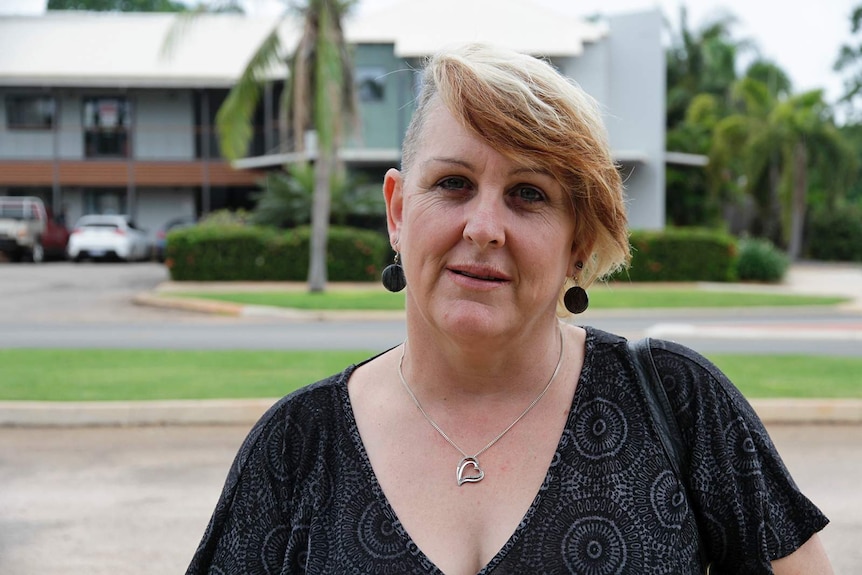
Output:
[646, 323, 862, 341]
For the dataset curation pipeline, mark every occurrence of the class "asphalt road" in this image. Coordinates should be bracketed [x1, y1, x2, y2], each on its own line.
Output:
[0, 423, 858, 575]
[0, 261, 860, 355]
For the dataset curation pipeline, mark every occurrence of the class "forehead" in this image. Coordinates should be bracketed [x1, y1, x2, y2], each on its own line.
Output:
[413, 100, 545, 173]
[415, 100, 479, 153]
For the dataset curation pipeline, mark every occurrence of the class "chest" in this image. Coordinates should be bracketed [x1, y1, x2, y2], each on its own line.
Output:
[289, 380, 703, 574]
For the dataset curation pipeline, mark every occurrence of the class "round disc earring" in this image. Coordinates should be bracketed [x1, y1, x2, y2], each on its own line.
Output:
[564, 284, 589, 314]
[381, 253, 406, 292]
[564, 262, 588, 314]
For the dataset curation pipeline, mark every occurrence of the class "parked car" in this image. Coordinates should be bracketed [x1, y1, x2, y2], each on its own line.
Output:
[0, 196, 70, 263]
[67, 214, 150, 262]
[155, 216, 197, 262]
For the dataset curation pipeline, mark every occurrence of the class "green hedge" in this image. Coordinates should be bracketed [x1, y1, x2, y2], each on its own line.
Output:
[615, 228, 738, 282]
[735, 238, 788, 283]
[165, 224, 390, 282]
[807, 207, 862, 262]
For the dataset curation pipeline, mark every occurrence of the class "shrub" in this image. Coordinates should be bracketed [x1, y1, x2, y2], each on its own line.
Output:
[614, 228, 738, 282]
[735, 238, 788, 283]
[807, 207, 862, 262]
[165, 224, 389, 282]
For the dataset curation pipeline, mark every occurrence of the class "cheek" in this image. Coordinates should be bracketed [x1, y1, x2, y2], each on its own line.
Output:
[402, 197, 461, 245]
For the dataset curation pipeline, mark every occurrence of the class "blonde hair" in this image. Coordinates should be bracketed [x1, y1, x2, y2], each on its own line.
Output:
[401, 44, 630, 293]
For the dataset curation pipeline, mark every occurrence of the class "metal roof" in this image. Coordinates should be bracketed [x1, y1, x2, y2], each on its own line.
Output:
[0, 1, 606, 88]
[348, 0, 606, 58]
[0, 11, 297, 88]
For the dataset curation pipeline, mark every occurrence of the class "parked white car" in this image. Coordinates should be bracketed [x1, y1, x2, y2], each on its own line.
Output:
[67, 215, 150, 262]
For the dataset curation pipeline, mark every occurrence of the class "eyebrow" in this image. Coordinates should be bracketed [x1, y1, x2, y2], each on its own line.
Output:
[424, 157, 554, 178]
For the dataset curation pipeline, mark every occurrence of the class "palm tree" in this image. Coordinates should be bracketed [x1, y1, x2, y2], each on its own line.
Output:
[771, 91, 855, 259]
[834, 4, 862, 121]
[710, 79, 855, 258]
[665, 6, 748, 130]
[665, 7, 748, 227]
[175, 0, 357, 293]
[289, 0, 358, 292]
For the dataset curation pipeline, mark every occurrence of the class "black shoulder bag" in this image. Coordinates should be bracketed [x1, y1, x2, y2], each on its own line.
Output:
[627, 337, 712, 574]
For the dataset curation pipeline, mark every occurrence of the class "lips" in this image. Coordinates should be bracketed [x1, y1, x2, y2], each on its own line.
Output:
[449, 266, 509, 282]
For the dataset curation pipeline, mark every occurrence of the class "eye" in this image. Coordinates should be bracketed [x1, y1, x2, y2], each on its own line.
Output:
[510, 185, 546, 205]
[436, 176, 471, 191]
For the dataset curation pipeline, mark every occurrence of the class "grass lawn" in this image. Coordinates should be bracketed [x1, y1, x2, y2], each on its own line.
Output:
[0, 349, 375, 401]
[1, 349, 860, 401]
[167, 287, 847, 310]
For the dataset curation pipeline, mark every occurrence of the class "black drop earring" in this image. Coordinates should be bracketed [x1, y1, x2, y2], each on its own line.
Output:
[564, 261, 588, 314]
[564, 285, 589, 314]
[381, 253, 406, 292]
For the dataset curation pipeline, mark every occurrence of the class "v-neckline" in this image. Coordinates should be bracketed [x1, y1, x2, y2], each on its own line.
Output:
[339, 326, 596, 574]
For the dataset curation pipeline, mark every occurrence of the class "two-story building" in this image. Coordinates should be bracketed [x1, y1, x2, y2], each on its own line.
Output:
[0, 0, 665, 244]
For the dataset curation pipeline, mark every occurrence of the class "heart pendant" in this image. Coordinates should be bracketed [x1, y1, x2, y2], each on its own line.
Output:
[456, 457, 484, 486]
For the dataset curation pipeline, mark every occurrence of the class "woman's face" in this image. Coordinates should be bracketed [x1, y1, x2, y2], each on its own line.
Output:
[385, 101, 581, 341]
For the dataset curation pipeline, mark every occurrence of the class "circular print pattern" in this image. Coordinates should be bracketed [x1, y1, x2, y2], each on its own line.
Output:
[724, 417, 762, 477]
[650, 470, 688, 530]
[573, 398, 628, 460]
[264, 416, 303, 482]
[357, 500, 406, 559]
[260, 525, 289, 575]
[562, 516, 627, 575]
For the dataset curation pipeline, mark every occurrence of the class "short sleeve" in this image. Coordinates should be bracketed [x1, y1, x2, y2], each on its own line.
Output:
[185, 397, 298, 574]
[650, 339, 828, 574]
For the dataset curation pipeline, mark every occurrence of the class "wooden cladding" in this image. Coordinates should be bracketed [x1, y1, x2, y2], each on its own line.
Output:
[0, 160, 263, 187]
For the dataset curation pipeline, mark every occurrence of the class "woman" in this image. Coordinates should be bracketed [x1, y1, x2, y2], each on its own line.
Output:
[187, 44, 832, 574]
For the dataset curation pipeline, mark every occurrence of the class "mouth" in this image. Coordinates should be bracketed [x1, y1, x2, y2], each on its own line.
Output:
[449, 267, 509, 283]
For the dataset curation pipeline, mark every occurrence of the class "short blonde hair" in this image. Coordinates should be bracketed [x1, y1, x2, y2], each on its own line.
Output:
[401, 44, 630, 291]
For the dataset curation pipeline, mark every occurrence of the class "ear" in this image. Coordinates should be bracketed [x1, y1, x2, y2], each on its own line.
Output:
[383, 168, 404, 248]
[568, 240, 593, 277]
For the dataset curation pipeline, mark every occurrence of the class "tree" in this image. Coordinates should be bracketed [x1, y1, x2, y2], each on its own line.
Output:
[771, 92, 855, 258]
[251, 163, 379, 228]
[709, 79, 855, 259]
[665, 93, 722, 226]
[665, 6, 748, 131]
[664, 7, 748, 227]
[48, 0, 188, 11]
[834, 4, 862, 121]
[214, 0, 357, 292]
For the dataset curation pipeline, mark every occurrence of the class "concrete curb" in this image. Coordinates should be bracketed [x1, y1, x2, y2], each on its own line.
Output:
[2, 398, 861, 428]
[134, 292, 862, 325]
[133, 292, 407, 322]
[132, 292, 243, 316]
[0, 399, 277, 427]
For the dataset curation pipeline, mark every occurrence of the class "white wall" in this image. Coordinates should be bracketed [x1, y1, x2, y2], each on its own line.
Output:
[559, 9, 666, 230]
[606, 9, 666, 230]
[134, 91, 195, 160]
[135, 188, 196, 244]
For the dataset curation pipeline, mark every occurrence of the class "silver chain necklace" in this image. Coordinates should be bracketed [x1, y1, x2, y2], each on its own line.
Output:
[397, 327, 564, 486]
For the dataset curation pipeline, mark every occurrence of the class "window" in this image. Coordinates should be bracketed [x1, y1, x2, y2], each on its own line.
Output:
[356, 67, 386, 102]
[83, 189, 126, 215]
[5, 96, 56, 130]
[83, 97, 131, 158]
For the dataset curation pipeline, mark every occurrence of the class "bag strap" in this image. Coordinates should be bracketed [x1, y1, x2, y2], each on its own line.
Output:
[627, 337, 689, 479]
[627, 337, 711, 573]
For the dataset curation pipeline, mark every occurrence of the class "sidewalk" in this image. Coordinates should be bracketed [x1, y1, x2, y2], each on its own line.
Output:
[2, 262, 860, 428]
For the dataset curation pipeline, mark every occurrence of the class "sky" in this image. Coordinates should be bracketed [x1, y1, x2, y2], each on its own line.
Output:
[4, 0, 858, 105]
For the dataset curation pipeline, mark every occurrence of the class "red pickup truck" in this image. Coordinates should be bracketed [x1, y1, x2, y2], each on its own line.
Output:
[0, 196, 71, 262]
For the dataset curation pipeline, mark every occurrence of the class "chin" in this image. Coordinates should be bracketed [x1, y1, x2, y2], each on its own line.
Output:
[434, 300, 516, 339]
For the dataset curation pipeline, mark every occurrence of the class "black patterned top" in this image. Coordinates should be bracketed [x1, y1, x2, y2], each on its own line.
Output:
[186, 327, 828, 574]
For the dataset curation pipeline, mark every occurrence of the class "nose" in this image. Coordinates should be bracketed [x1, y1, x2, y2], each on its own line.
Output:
[463, 193, 506, 249]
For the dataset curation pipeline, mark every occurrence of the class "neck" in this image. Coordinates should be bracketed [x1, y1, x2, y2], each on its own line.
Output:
[401, 318, 565, 400]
